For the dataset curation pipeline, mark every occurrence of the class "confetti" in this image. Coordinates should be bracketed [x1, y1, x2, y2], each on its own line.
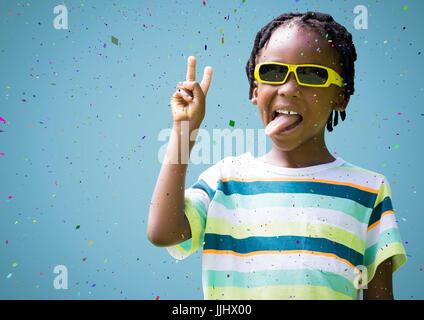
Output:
[75, 224, 81, 230]
[111, 36, 119, 46]
[12, 262, 18, 268]
[6, 273, 12, 279]
[88, 240, 94, 247]
[0, 116, 6, 124]
[229, 120, 235, 127]
[403, 5, 409, 11]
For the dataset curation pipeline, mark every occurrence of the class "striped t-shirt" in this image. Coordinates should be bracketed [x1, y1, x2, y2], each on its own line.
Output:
[166, 152, 407, 300]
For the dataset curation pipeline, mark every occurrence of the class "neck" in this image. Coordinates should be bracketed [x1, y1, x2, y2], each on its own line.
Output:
[264, 130, 336, 168]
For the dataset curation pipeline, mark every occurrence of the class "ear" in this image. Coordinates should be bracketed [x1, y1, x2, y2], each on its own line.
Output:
[334, 90, 349, 112]
[251, 81, 258, 105]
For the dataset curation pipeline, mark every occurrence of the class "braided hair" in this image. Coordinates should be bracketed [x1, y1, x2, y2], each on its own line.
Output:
[245, 12, 357, 132]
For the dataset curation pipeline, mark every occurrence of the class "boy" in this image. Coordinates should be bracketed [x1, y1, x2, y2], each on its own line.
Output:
[148, 12, 407, 300]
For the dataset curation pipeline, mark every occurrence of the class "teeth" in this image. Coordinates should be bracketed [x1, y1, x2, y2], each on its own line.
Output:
[275, 109, 299, 115]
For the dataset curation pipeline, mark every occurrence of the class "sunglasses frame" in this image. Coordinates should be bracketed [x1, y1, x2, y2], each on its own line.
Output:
[254, 61, 344, 88]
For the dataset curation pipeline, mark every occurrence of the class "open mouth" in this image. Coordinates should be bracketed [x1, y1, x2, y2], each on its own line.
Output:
[264, 110, 304, 136]
[272, 111, 303, 128]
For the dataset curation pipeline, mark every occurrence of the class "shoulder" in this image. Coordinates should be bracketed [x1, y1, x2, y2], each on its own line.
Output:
[197, 152, 252, 182]
[334, 158, 389, 190]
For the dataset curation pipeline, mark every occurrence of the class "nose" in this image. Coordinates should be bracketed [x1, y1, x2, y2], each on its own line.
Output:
[277, 71, 300, 98]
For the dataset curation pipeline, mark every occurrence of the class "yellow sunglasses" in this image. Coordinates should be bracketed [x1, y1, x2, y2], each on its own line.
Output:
[254, 62, 344, 88]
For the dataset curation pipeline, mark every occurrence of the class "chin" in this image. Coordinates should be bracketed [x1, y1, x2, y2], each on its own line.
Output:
[270, 136, 304, 151]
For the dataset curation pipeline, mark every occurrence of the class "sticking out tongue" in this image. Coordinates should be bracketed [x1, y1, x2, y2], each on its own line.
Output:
[265, 114, 303, 136]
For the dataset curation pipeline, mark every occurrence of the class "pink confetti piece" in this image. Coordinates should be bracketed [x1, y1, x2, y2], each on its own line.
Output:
[0, 152, 5, 157]
[0, 116, 6, 124]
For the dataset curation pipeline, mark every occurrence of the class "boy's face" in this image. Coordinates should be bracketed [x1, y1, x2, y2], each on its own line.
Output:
[252, 23, 348, 151]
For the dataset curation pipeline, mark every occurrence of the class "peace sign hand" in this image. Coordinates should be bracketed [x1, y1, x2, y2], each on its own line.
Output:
[170, 56, 213, 131]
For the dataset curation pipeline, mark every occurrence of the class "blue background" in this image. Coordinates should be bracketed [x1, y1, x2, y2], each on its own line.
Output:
[0, 0, 423, 299]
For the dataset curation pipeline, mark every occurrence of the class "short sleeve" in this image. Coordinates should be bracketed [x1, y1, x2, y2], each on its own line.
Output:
[166, 161, 222, 260]
[363, 176, 407, 284]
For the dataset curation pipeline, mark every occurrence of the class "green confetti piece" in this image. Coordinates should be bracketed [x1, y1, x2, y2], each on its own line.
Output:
[75, 224, 81, 230]
[111, 36, 119, 45]
[229, 120, 235, 127]
[12, 262, 18, 268]
[403, 5, 409, 11]
[393, 144, 400, 150]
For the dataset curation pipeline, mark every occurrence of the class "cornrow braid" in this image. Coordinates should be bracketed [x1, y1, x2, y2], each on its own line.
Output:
[245, 12, 357, 132]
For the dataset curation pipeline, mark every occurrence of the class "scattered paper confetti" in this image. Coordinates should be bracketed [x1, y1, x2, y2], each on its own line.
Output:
[111, 36, 119, 45]
[229, 120, 235, 127]
[0, 116, 6, 124]
[75, 224, 81, 230]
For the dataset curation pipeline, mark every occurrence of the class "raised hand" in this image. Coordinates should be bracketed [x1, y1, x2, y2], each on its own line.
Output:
[170, 56, 213, 131]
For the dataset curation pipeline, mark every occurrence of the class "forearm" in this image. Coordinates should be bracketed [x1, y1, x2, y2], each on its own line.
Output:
[363, 258, 394, 300]
[147, 124, 197, 246]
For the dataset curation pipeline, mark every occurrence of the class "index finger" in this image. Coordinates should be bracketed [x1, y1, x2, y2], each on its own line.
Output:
[186, 56, 196, 81]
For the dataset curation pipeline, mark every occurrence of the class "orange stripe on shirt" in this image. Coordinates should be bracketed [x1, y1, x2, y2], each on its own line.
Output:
[367, 210, 395, 231]
[203, 249, 356, 269]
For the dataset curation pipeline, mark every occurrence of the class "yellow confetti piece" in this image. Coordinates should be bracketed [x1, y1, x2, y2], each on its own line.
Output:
[221, 35, 224, 44]
[88, 240, 94, 247]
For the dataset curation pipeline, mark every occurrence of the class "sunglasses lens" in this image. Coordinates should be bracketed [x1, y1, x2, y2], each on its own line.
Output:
[297, 67, 328, 85]
[259, 64, 288, 82]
